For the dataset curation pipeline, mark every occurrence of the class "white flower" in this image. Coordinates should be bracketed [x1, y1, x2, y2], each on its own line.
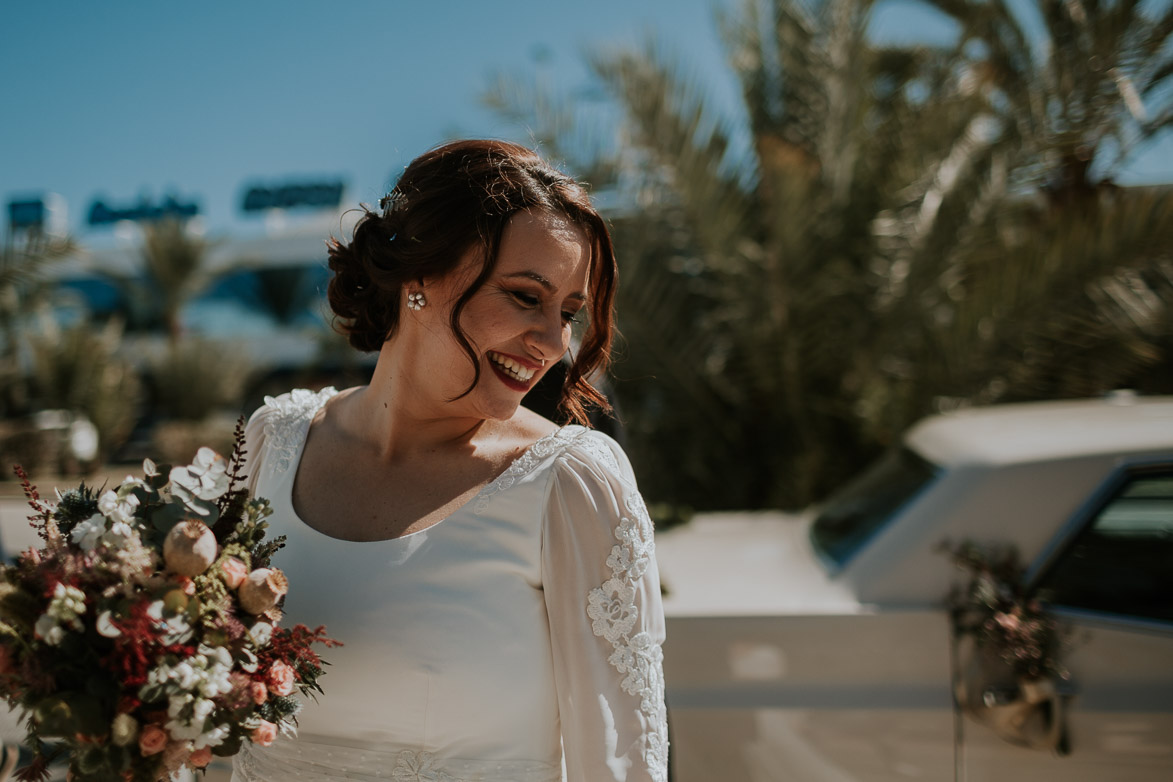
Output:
[160, 614, 193, 645]
[191, 697, 214, 722]
[146, 599, 192, 644]
[248, 621, 273, 648]
[153, 652, 235, 748]
[102, 519, 140, 548]
[239, 647, 259, 673]
[202, 644, 233, 670]
[35, 581, 85, 644]
[70, 514, 107, 552]
[144, 649, 235, 714]
[166, 716, 201, 741]
[35, 614, 65, 645]
[172, 661, 197, 690]
[97, 489, 140, 526]
[96, 610, 122, 638]
[47, 583, 86, 629]
[118, 475, 146, 491]
[169, 447, 229, 513]
[194, 723, 230, 750]
[167, 692, 194, 719]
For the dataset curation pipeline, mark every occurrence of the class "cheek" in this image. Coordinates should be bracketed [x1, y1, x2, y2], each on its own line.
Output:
[459, 300, 525, 346]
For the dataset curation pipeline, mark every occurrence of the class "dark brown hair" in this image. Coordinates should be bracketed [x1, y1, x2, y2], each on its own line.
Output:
[326, 139, 616, 425]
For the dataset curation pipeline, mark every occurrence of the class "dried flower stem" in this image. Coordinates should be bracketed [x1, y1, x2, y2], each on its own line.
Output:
[13, 465, 53, 542]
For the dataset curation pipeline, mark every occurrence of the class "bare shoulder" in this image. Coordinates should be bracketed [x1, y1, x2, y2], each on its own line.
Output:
[502, 406, 561, 448]
[311, 386, 371, 439]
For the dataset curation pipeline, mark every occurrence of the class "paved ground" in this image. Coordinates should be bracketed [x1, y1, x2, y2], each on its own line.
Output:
[0, 496, 48, 556]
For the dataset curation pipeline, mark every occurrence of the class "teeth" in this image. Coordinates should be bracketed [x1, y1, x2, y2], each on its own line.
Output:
[489, 352, 535, 382]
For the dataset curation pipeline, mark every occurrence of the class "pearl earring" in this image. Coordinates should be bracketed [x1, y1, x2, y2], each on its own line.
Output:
[407, 292, 426, 311]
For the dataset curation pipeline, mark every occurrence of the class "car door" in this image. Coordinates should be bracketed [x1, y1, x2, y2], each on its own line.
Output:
[960, 463, 1173, 781]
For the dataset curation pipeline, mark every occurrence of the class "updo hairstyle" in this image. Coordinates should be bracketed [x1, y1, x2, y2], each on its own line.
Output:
[326, 139, 617, 425]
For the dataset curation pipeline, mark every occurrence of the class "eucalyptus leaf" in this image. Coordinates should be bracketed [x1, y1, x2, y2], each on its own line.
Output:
[150, 501, 188, 534]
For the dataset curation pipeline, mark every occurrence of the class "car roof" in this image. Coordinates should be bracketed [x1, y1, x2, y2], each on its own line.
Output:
[905, 393, 1173, 467]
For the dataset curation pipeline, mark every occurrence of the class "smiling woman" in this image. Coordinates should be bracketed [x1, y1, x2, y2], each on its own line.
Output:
[325, 139, 616, 425]
[233, 140, 668, 782]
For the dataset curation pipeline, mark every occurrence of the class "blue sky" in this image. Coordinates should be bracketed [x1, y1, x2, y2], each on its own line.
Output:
[3, 0, 1170, 241]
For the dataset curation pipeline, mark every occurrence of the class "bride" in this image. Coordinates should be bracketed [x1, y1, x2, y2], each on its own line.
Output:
[233, 140, 668, 782]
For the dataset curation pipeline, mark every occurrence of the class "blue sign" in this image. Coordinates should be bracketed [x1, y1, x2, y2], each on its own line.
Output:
[241, 181, 344, 212]
[8, 198, 46, 230]
[87, 194, 200, 226]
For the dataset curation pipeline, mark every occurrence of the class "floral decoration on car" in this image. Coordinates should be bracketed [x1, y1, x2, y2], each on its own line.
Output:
[939, 540, 1069, 683]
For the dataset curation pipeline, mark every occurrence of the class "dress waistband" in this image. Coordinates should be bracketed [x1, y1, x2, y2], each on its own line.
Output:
[233, 736, 563, 782]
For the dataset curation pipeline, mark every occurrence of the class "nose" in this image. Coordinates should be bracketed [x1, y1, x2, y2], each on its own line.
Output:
[525, 308, 568, 363]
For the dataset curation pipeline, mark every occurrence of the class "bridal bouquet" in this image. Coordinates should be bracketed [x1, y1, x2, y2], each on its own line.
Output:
[0, 421, 339, 782]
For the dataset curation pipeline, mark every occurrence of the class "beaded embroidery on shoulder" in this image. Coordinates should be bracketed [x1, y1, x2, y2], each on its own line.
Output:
[472, 425, 588, 513]
[566, 431, 625, 484]
[260, 387, 338, 475]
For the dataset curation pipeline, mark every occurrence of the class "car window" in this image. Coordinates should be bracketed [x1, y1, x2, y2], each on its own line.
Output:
[810, 446, 939, 568]
[1034, 468, 1173, 623]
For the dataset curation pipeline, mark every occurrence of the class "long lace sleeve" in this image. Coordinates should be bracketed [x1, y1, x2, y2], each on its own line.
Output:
[542, 432, 668, 782]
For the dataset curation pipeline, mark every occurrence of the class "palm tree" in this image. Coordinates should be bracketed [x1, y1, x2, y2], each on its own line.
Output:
[27, 318, 142, 465]
[922, 0, 1173, 207]
[105, 218, 214, 344]
[911, 0, 1173, 402]
[488, 0, 1173, 511]
[0, 230, 77, 418]
[250, 265, 320, 326]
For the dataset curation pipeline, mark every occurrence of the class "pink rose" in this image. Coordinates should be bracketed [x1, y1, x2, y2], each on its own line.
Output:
[138, 724, 168, 756]
[266, 660, 295, 697]
[251, 680, 268, 705]
[221, 557, 248, 590]
[251, 719, 277, 747]
[188, 747, 213, 768]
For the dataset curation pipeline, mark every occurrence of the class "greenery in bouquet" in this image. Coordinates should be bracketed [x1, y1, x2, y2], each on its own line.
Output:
[940, 540, 1068, 682]
[0, 420, 339, 782]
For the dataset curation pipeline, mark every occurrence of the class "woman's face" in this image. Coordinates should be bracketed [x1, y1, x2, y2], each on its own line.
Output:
[407, 208, 592, 422]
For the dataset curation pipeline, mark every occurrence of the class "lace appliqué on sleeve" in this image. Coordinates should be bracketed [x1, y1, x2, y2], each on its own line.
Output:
[259, 387, 338, 475]
[582, 448, 669, 781]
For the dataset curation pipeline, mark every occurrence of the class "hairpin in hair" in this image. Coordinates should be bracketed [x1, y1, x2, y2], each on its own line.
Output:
[380, 188, 408, 214]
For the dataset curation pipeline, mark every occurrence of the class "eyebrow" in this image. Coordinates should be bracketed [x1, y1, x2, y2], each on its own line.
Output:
[503, 271, 587, 302]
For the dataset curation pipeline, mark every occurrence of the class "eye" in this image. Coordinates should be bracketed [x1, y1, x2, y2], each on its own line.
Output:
[509, 290, 540, 308]
[562, 310, 582, 325]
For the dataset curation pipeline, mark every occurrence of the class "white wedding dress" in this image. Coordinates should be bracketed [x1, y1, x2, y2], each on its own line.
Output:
[230, 388, 668, 782]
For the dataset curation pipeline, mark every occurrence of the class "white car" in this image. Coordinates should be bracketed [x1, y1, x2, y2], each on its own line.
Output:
[658, 394, 1173, 782]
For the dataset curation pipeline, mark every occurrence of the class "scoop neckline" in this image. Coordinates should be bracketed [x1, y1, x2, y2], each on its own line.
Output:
[283, 406, 582, 545]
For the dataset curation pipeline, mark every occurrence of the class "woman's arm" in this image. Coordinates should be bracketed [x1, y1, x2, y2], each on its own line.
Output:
[542, 432, 668, 782]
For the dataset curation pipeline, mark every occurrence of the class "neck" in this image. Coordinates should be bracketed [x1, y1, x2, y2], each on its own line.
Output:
[345, 340, 493, 462]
